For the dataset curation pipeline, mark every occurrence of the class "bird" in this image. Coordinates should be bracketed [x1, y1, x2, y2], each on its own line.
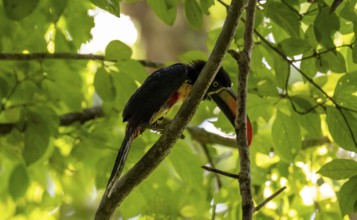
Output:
[105, 60, 252, 197]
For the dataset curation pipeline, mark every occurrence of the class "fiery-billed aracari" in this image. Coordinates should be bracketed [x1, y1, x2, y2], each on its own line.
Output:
[105, 60, 252, 196]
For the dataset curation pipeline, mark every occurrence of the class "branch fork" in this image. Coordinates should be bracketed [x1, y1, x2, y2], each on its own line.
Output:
[95, 0, 248, 218]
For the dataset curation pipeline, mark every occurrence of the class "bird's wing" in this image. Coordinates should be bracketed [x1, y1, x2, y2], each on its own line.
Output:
[123, 63, 188, 127]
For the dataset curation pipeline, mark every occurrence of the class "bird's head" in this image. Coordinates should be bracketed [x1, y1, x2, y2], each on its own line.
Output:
[186, 60, 231, 93]
[186, 60, 252, 145]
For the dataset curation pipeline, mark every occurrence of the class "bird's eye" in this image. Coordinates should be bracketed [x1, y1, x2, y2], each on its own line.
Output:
[213, 81, 219, 87]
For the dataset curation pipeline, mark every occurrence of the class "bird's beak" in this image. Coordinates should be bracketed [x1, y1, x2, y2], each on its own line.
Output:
[209, 88, 253, 145]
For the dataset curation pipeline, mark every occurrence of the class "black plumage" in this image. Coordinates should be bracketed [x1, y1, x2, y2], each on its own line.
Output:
[104, 61, 252, 197]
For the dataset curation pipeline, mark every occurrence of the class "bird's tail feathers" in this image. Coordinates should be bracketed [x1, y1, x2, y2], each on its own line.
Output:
[106, 126, 137, 197]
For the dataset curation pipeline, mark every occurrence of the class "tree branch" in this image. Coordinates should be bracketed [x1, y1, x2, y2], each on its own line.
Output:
[254, 186, 287, 212]
[0, 106, 104, 136]
[59, 106, 104, 126]
[94, 0, 247, 219]
[0, 53, 162, 68]
[202, 165, 240, 179]
[186, 126, 236, 147]
[234, 0, 257, 219]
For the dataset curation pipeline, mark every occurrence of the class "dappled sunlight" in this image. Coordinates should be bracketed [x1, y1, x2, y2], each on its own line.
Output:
[300, 186, 316, 206]
[80, 9, 138, 53]
[1, 0, 357, 219]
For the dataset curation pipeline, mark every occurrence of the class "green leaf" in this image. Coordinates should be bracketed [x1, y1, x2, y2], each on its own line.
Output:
[9, 80, 38, 106]
[105, 40, 132, 61]
[334, 71, 357, 109]
[3, 0, 39, 20]
[265, 2, 301, 38]
[90, 0, 120, 17]
[277, 162, 290, 178]
[0, 77, 7, 100]
[304, 25, 319, 48]
[179, 50, 208, 62]
[169, 141, 203, 186]
[65, 2, 95, 49]
[293, 111, 322, 138]
[272, 111, 301, 163]
[321, 51, 346, 73]
[290, 95, 316, 113]
[247, 94, 273, 121]
[311, 76, 329, 97]
[48, 0, 68, 22]
[340, 2, 357, 22]
[315, 55, 330, 73]
[23, 109, 58, 165]
[318, 159, 357, 179]
[184, 0, 203, 30]
[326, 107, 357, 152]
[43, 60, 84, 111]
[256, 79, 279, 96]
[338, 176, 357, 216]
[94, 67, 116, 102]
[54, 29, 73, 52]
[314, 7, 340, 48]
[55, 3, 94, 51]
[272, 53, 290, 88]
[301, 53, 317, 78]
[115, 60, 147, 81]
[112, 60, 147, 110]
[9, 164, 30, 200]
[199, 0, 214, 15]
[147, 0, 178, 25]
[278, 38, 311, 56]
[302, 113, 322, 138]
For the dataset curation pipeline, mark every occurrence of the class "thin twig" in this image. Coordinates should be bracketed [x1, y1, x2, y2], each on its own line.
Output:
[0, 52, 106, 61]
[301, 7, 319, 16]
[281, 0, 303, 20]
[340, 106, 357, 114]
[202, 165, 240, 179]
[211, 203, 217, 220]
[292, 43, 354, 62]
[201, 144, 222, 188]
[0, 53, 163, 68]
[288, 98, 327, 115]
[254, 186, 287, 212]
[217, 0, 229, 9]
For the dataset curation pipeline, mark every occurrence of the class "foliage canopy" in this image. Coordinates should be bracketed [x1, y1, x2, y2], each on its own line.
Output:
[0, 0, 357, 219]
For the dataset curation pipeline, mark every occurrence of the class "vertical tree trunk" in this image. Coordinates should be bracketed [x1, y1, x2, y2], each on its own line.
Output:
[122, 2, 207, 62]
